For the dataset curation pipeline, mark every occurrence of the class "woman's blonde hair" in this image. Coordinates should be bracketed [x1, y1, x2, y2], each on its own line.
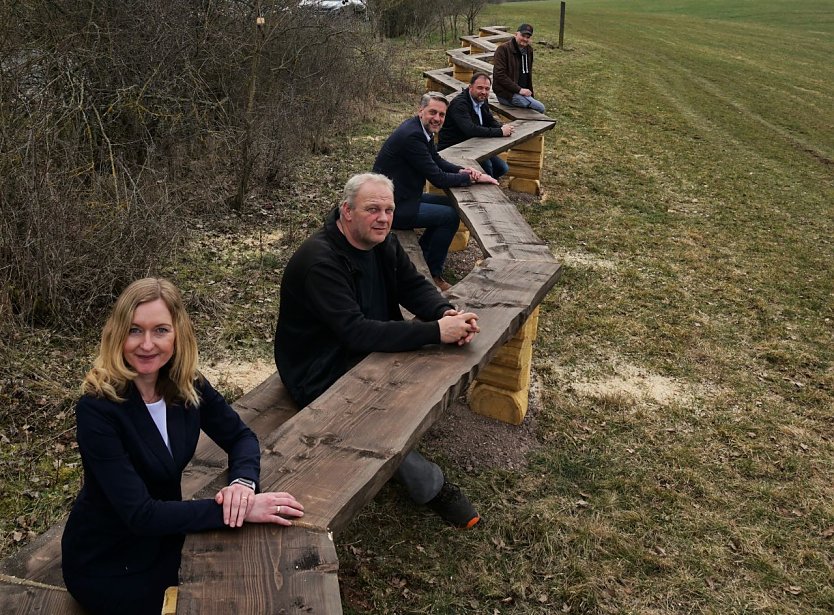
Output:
[82, 278, 201, 406]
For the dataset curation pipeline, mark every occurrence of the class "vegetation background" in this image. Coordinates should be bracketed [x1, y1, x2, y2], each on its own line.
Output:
[2, 0, 833, 613]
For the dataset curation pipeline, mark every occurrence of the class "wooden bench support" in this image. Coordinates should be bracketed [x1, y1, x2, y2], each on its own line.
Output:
[505, 135, 546, 195]
[449, 220, 471, 252]
[469, 307, 540, 425]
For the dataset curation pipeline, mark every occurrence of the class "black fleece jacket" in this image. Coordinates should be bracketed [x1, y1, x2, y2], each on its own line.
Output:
[274, 208, 454, 408]
[437, 88, 504, 150]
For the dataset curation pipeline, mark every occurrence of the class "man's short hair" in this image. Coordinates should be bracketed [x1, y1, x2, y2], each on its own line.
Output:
[470, 72, 492, 86]
[419, 91, 449, 109]
[342, 173, 394, 209]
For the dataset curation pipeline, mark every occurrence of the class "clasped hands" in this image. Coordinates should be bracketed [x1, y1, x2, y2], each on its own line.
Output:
[461, 167, 499, 185]
[215, 483, 304, 528]
[439, 308, 480, 346]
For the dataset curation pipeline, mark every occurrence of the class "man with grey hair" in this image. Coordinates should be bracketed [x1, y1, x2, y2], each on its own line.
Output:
[274, 173, 482, 528]
[373, 93, 498, 292]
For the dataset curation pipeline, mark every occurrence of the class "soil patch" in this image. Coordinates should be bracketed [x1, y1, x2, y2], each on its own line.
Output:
[421, 377, 542, 474]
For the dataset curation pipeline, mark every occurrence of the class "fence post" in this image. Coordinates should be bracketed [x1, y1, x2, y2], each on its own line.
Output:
[559, 1, 566, 49]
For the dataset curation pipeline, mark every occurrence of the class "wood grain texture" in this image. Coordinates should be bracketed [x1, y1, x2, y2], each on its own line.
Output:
[447, 183, 555, 262]
[176, 526, 341, 615]
[0, 576, 83, 614]
[440, 119, 555, 165]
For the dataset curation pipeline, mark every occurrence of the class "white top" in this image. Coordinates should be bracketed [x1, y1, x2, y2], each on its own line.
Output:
[145, 398, 171, 454]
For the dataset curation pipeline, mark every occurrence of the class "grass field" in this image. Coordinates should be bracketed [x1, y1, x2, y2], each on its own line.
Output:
[2, 0, 832, 613]
[337, 1, 834, 613]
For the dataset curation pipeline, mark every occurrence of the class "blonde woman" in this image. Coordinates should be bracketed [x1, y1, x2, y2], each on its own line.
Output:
[61, 278, 303, 615]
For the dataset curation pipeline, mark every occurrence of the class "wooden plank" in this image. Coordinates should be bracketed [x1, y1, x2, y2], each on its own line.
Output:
[393, 230, 432, 282]
[491, 99, 554, 122]
[446, 183, 555, 262]
[240, 257, 561, 533]
[0, 576, 83, 614]
[422, 68, 465, 94]
[446, 49, 494, 75]
[460, 33, 513, 53]
[440, 119, 555, 166]
[479, 25, 509, 36]
[176, 526, 340, 614]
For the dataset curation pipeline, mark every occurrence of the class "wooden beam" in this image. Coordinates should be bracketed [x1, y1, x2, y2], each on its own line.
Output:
[0, 575, 82, 614]
[440, 119, 555, 166]
[176, 526, 340, 614]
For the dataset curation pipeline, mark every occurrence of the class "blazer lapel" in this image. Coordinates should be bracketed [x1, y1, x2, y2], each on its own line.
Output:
[166, 399, 187, 469]
[126, 385, 178, 479]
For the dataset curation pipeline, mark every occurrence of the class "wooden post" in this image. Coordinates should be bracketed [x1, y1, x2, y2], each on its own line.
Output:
[162, 588, 178, 614]
[452, 64, 473, 84]
[448, 220, 471, 252]
[505, 135, 545, 195]
[469, 307, 540, 424]
[559, 2, 566, 49]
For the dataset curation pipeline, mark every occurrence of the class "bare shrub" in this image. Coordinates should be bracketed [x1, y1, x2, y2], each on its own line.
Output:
[0, 1, 402, 327]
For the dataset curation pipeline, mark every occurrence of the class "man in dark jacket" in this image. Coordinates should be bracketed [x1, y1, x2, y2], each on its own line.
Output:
[493, 23, 545, 113]
[373, 92, 498, 291]
[438, 72, 515, 180]
[274, 173, 482, 528]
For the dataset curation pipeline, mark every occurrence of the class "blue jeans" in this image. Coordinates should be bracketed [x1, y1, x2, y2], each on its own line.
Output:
[498, 93, 546, 114]
[481, 155, 509, 180]
[415, 193, 459, 278]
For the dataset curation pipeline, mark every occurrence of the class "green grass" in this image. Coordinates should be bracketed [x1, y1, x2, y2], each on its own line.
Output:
[2, 1, 833, 613]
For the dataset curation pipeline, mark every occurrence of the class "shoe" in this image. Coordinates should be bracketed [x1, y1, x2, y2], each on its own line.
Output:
[432, 276, 451, 292]
[427, 482, 480, 528]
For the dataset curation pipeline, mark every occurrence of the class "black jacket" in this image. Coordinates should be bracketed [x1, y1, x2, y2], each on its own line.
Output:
[62, 378, 259, 578]
[274, 208, 453, 408]
[372, 116, 471, 229]
[438, 88, 504, 150]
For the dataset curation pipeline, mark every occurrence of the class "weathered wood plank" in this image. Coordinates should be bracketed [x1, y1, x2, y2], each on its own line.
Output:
[446, 49, 494, 75]
[176, 526, 340, 615]
[440, 119, 555, 165]
[459, 33, 512, 53]
[423, 68, 464, 94]
[479, 25, 509, 37]
[444, 182, 555, 262]
[0, 575, 83, 614]
[393, 230, 432, 282]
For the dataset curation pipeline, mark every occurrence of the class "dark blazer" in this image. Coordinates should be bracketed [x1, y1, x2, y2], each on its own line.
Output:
[437, 88, 503, 150]
[62, 378, 260, 579]
[372, 115, 472, 229]
[275, 207, 453, 408]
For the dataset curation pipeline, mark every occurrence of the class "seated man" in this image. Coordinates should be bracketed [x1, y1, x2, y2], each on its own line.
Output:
[438, 72, 515, 181]
[493, 23, 546, 113]
[373, 92, 498, 292]
[274, 173, 482, 528]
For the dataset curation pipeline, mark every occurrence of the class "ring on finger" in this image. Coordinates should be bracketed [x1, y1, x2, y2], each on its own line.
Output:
[276, 505, 282, 514]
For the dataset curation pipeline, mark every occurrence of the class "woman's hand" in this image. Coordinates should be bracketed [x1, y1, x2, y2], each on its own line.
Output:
[215, 483, 256, 528]
[245, 492, 304, 526]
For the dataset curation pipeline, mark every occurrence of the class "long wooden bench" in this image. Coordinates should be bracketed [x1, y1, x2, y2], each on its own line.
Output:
[2, 25, 561, 614]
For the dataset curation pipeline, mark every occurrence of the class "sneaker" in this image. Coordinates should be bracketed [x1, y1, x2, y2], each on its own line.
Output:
[432, 276, 451, 292]
[427, 482, 480, 528]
